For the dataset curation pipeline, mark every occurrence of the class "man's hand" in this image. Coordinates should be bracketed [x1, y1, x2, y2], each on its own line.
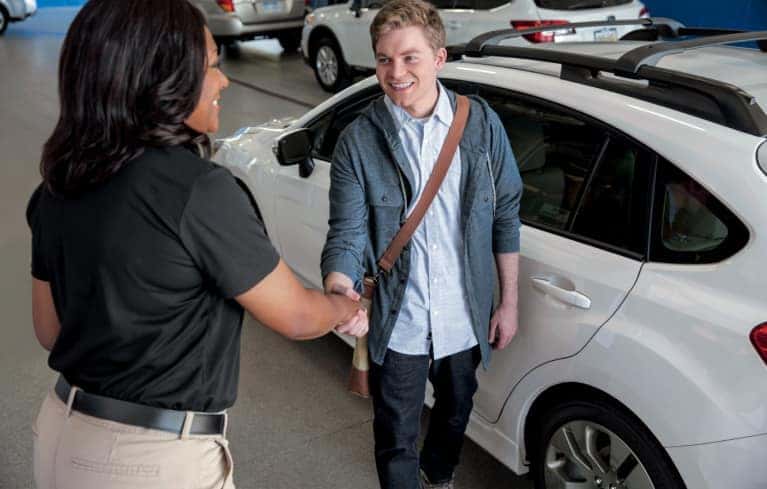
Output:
[488, 302, 518, 350]
[329, 283, 368, 338]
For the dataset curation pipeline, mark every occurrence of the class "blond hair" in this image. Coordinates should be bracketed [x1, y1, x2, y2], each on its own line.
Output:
[369, 0, 446, 53]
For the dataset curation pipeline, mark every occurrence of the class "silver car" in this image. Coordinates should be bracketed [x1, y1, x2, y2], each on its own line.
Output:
[193, 0, 306, 52]
[0, 0, 36, 35]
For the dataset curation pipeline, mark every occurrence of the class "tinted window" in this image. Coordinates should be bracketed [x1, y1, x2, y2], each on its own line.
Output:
[572, 137, 653, 255]
[650, 161, 748, 263]
[428, 0, 509, 9]
[308, 88, 381, 161]
[480, 88, 606, 231]
[534, 0, 631, 9]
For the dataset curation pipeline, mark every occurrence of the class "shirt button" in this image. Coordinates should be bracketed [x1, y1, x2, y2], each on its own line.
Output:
[431, 244, 438, 251]
[434, 310, 439, 316]
[382, 195, 388, 202]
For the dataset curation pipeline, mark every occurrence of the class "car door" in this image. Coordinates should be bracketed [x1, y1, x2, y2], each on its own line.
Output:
[336, 0, 380, 68]
[467, 84, 653, 422]
[271, 87, 382, 287]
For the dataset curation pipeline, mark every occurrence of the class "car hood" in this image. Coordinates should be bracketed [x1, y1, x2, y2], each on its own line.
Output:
[213, 116, 299, 170]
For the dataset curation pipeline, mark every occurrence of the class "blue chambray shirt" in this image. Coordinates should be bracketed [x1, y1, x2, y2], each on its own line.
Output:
[383, 83, 478, 359]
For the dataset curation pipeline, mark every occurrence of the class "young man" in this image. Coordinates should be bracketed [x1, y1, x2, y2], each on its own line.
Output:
[321, 1, 522, 487]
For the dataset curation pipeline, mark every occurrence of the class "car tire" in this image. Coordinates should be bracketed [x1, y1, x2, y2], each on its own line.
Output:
[0, 5, 10, 36]
[311, 36, 351, 93]
[277, 31, 301, 54]
[532, 397, 686, 489]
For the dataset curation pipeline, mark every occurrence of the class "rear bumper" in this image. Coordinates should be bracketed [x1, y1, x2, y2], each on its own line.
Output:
[207, 13, 304, 38]
[668, 432, 767, 489]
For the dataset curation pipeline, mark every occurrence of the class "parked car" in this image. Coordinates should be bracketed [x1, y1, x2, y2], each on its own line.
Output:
[192, 0, 306, 52]
[215, 19, 767, 489]
[0, 0, 36, 35]
[301, 0, 649, 92]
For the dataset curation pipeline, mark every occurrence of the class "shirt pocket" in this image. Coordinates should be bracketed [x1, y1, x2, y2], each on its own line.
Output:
[367, 183, 405, 240]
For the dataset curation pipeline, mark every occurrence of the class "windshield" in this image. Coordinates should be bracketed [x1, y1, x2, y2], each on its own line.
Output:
[535, 0, 633, 10]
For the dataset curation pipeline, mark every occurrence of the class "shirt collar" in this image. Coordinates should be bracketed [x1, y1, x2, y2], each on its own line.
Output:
[384, 81, 453, 132]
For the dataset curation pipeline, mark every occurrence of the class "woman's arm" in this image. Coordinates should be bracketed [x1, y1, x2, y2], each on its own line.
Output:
[32, 278, 60, 351]
[236, 259, 366, 340]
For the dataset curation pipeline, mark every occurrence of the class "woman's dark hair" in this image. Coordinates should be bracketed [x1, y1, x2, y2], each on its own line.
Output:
[41, 0, 210, 196]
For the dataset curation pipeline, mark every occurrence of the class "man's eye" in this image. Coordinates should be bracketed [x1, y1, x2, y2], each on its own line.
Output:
[377, 58, 390, 64]
[405, 56, 418, 63]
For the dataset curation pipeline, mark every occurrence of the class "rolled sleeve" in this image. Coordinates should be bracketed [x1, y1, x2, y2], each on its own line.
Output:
[320, 136, 369, 288]
[488, 108, 523, 254]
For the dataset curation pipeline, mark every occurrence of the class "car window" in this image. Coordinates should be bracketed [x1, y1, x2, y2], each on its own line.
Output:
[534, 0, 631, 9]
[308, 87, 382, 161]
[479, 88, 607, 232]
[571, 137, 653, 255]
[650, 161, 748, 264]
[428, 0, 508, 9]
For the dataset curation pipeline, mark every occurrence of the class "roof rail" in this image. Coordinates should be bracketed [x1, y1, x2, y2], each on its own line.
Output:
[616, 31, 767, 74]
[455, 20, 767, 136]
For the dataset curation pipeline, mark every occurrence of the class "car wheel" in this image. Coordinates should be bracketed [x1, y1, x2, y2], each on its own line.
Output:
[533, 398, 685, 489]
[312, 37, 351, 93]
[277, 31, 301, 54]
[0, 5, 10, 36]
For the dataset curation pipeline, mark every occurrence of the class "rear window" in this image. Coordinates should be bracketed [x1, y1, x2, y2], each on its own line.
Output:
[535, 0, 632, 10]
[428, 0, 509, 9]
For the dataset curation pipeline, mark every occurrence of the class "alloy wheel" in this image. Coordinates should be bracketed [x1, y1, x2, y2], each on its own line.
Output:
[316, 45, 339, 87]
[544, 420, 655, 489]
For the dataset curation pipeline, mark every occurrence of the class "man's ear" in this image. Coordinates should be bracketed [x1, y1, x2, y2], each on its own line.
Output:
[435, 47, 447, 70]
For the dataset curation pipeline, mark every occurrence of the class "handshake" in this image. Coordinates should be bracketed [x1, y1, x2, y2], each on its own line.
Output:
[328, 283, 369, 338]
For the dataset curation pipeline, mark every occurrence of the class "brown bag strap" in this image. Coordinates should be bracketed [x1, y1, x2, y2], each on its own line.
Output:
[376, 94, 470, 275]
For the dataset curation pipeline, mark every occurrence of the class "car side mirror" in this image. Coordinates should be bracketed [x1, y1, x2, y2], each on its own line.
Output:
[273, 128, 315, 178]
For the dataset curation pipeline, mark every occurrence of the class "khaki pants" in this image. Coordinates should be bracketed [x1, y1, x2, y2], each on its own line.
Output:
[32, 389, 235, 489]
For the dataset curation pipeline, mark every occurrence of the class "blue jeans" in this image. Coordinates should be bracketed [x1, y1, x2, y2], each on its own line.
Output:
[370, 346, 481, 489]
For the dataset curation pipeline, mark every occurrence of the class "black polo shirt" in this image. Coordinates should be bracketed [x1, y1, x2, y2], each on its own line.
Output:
[26, 146, 279, 412]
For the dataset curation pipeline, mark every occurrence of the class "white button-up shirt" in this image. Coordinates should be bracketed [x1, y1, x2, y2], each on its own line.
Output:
[384, 83, 477, 359]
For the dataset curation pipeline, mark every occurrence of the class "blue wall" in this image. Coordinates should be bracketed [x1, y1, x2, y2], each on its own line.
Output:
[37, 0, 84, 6]
[642, 0, 767, 30]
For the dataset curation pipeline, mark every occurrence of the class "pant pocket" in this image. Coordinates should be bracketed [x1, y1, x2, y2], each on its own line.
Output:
[213, 439, 235, 489]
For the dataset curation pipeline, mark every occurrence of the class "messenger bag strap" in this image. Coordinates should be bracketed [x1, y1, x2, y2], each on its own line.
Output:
[376, 94, 470, 275]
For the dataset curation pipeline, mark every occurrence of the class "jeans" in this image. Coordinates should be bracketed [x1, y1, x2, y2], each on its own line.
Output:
[370, 346, 481, 489]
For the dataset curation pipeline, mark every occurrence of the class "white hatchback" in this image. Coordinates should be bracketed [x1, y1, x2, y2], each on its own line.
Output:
[216, 19, 767, 489]
[301, 0, 648, 91]
[0, 0, 36, 35]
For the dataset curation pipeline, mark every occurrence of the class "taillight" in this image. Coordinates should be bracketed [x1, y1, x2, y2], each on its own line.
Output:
[639, 6, 650, 18]
[216, 0, 235, 13]
[751, 323, 767, 365]
[511, 20, 572, 43]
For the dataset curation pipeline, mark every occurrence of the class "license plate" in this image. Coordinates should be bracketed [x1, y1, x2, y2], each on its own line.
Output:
[260, 0, 282, 13]
[593, 27, 618, 42]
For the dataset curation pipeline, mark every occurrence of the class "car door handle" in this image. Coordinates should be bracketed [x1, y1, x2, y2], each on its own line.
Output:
[531, 277, 591, 309]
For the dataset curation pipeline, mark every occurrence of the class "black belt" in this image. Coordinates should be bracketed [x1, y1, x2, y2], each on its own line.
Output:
[54, 376, 226, 436]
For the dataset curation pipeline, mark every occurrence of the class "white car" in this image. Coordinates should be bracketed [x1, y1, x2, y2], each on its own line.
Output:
[216, 19, 767, 489]
[0, 0, 36, 35]
[192, 0, 306, 52]
[301, 0, 649, 92]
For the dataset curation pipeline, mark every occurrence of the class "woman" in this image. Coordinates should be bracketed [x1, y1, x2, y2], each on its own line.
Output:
[27, 1, 367, 488]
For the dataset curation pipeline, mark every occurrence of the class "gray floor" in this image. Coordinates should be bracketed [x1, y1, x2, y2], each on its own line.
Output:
[0, 8, 531, 489]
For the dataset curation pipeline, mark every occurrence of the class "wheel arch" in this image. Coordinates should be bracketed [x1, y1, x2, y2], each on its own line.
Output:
[307, 26, 345, 65]
[522, 382, 686, 487]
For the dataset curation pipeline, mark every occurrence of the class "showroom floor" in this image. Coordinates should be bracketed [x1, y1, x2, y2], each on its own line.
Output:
[0, 8, 531, 489]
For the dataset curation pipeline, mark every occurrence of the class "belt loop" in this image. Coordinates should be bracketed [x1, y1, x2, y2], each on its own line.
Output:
[65, 385, 80, 417]
[222, 412, 229, 439]
[180, 412, 195, 440]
